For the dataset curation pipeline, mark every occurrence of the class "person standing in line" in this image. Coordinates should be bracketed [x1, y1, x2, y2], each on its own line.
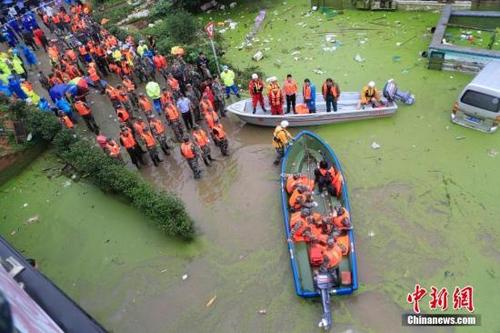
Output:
[176, 95, 194, 131]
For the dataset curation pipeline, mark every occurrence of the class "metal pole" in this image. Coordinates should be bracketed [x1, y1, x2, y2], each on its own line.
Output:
[210, 38, 221, 75]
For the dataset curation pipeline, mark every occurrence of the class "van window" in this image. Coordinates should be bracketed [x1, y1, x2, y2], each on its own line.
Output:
[461, 90, 500, 113]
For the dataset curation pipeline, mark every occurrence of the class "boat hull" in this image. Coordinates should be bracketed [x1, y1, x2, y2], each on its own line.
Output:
[227, 93, 397, 127]
[280, 130, 358, 298]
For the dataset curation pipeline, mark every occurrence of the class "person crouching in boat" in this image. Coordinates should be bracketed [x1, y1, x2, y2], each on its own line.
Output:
[286, 174, 315, 194]
[289, 185, 317, 212]
[320, 238, 343, 274]
[272, 120, 293, 165]
[314, 160, 336, 196]
[358, 81, 381, 109]
[267, 76, 284, 115]
[289, 208, 314, 243]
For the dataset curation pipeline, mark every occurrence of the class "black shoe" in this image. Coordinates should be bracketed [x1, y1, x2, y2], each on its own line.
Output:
[263, 109, 268, 113]
[236, 94, 241, 98]
[252, 109, 256, 114]
[273, 160, 280, 166]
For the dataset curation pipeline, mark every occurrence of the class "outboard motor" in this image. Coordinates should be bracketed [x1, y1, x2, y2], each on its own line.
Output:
[315, 271, 335, 330]
[383, 79, 415, 105]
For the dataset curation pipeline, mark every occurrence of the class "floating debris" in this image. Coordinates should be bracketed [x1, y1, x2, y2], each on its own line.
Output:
[25, 215, 40, 225]
[182, 274, 188, 280]
[371, 142, 381, 149]
[353, 54, 365, 63]
[23, 203, 28, 208]
[160, 268, 167, 273]
[253, 51, 264, 61]
[63, 180, 72, 188]
[313, 68, 325, 75]
[368, 231, 376, 237]
[487, 149, 498, 157]
[206, 295, 217, 307]
[258, 309, 267, 315]
[455, 136, 466, 140]
[392, 55, 401, 62]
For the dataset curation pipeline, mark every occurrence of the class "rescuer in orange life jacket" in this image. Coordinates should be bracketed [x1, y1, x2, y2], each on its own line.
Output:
[180, 135, 202, 179]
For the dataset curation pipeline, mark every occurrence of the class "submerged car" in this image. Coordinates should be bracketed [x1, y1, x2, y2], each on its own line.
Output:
[451, 61, 500, 133]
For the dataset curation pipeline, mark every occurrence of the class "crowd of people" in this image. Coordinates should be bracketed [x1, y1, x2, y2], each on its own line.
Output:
[248, 73, 383, 115]
[286, 161, 351, 275]
[0, 1, 234, 179]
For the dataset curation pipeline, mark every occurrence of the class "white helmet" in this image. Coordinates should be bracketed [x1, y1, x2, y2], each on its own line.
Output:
[251, 73, 258, 79]
[280, 120, 289, 128]
[368, 81, 376, 88]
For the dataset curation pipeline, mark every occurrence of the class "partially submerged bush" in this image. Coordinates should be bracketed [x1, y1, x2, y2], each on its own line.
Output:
[2, 99, 195, 239]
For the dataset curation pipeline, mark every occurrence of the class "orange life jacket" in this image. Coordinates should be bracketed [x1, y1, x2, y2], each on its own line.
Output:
[74, 101, 90, 116]
[165, 104, 180, 121]
[269, 86, 283, 106]
[336, 234, 350, 256]
[322, 244, 343, 268]
[150, 119, 165, 135]
[286, 175, 314, 194]
[52, 14, 60, 24]
[65, 49, 78, 62]
[181, 142, 195, 159]
[78, 45, 88, 56]
[200, 99, 213, 114]
[332, 171, 343, 197]
[168, 78, 179, 91]
[153, 55, 167, 69]
[116, 107, 129, 123]
[193, 129, 209, 147]
[212, 124, 226, 141]
[61, 115, 73, 129]
[120, 130, 136, 149]
[303, 85, 312, 100]
[106, 141, 120, 157]
[47, 47, 59, 61]
[133, 121, 146, 136]
[106, 86, 120, 101]
[139, 97, 153, 113]
[333, 208, 350, 230]
[322, 83, 339, 98]
[290, 212, 308, 242]
[205, 111, 218, 129]
[122, 79, 135, 92]
[160, 91, 173, 106]
[289, 188, 304, 210]
[141, 131, 156, 149]
[249, 79, 264, 95]
[283, 79, 298, 96]
[88, 67, 100, 82]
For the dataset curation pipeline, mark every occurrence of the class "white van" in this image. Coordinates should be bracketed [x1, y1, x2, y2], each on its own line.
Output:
[451, 61, 500, 133]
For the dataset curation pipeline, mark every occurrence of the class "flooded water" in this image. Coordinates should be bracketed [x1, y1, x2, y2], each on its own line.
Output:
[1, 1, 500, 332]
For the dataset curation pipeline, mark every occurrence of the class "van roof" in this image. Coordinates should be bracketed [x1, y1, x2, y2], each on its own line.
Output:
[470, 61, 500, 91]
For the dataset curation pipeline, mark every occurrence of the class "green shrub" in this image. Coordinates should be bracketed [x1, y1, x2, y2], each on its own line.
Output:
[150, 0, 174, 19]
[2, 99, 195, 239]
[165, 10, 199, 44]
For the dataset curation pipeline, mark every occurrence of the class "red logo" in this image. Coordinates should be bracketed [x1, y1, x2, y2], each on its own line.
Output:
[407, 285, 474, 313]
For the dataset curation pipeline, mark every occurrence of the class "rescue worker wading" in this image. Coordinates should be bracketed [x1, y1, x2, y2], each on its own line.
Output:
[119, 125, 145, 169]
[181, 135, 202, 179]
[141, 127, 163, 167]
[212, 120, 229, 156]
[73, 100, 99, 133]
[148, 114, 171, 155]
[192, 124, 214, 166]
[272, 120, 293, 166]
